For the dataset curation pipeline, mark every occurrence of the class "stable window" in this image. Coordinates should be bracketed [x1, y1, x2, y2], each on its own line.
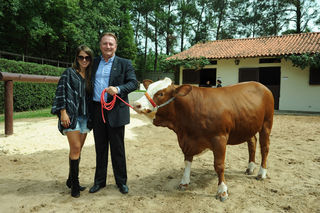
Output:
[209, 60, 217, 65]
[309, 66, 320, 85]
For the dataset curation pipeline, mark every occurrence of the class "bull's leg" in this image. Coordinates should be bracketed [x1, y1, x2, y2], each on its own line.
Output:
[179, 156, 193, 190]
[245, 136, 257, 175]
[213, 138, 228, 202]
[257, 124, 271, 180]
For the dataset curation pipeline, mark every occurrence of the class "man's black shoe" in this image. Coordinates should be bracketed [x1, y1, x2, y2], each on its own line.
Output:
[89, 184, 105, 193]
[118, 184, 129, 194]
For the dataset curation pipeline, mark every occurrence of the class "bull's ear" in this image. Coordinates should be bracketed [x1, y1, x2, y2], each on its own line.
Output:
[174, 85, 192, 97]
[143, 79, 153, 90]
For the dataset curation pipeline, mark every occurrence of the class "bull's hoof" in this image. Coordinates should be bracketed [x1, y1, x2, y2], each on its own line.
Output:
[178, 183, 189, 191]
[256, 167, 267, 180]
[245, 168, 254, 175]
[245, 162, 256, 175]
[216, 191, 228, 202]
[255, 174, 266, 180]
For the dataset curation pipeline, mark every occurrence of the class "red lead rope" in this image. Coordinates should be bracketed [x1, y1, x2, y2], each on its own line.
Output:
[100, 89, 134, 123]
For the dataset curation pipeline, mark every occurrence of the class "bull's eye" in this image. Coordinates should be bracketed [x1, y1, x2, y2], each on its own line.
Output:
[159, 92, 164, 97]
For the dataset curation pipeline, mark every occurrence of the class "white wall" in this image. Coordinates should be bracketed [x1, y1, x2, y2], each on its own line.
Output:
[179, 58, 320, 112]
[280, 60, 320, 112]
[208, 58, 239, 86]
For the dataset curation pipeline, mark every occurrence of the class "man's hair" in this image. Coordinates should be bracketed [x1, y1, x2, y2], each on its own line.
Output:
[99, 32, 118, 43]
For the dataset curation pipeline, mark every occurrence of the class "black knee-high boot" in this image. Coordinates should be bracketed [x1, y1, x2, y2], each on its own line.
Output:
[66, 158, 86, 191]
[70, 158, 80, 198]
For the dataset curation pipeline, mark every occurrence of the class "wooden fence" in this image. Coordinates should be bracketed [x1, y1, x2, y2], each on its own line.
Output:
[0, 50, 72, 68]
[0, 71, 59, 135]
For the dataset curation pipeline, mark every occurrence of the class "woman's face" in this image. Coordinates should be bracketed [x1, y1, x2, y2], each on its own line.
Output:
[77, 50, 91, 70]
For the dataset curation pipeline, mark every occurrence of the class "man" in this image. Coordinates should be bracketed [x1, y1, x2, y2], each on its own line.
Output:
[88, 32, 138, 194]
[216, 79, 222, 87]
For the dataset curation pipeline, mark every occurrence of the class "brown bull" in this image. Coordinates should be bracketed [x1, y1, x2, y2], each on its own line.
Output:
[133, 77, 274, 201]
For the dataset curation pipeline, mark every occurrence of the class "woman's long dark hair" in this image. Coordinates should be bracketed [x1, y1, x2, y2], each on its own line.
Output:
[72, 45, 94, 93]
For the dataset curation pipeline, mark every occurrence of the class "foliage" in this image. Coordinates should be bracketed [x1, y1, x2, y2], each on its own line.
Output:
[0, 0, 135, 62]
[0, 0, 320, 83]
[77, 0, 121, 57]
[117, 2, 137, 61]
[159, 56, 210, 73]
[283, 53, 320, 69]
[135, 50, 155, 72]
[281, 0, 319, 33]
[0, 59, 64, 113]
[176, 0, 198, 51]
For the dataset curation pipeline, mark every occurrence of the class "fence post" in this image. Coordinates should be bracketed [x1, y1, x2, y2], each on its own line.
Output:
[4, 80, 14, 135]
[1, 72, 60, 136]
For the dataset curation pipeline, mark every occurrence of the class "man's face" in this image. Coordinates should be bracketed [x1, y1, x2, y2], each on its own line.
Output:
[100, 35, 117, 60]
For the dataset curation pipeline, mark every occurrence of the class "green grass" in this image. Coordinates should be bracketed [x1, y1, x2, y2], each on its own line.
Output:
[0, 107, 55, 122]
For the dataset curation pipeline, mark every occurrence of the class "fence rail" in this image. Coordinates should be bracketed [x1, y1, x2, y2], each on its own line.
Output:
[0, 71, 60, 135]
[0, 50, 72, 68]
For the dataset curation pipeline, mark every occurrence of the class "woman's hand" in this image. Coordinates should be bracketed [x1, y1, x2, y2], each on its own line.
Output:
[60, 109, 70, 128]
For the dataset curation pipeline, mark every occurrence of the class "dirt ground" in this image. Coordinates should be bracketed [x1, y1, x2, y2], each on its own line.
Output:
[0, 110, 319, 213]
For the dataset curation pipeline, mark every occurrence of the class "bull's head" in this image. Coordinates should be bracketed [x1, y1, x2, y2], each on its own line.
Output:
[133, 77, 192, 120]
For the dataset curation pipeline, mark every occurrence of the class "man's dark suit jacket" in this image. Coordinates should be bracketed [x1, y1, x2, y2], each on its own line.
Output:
[87, 55, 139, 128]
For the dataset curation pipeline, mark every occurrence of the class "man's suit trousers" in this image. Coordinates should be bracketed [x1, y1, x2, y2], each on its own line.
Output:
[92, 102, 127, 186]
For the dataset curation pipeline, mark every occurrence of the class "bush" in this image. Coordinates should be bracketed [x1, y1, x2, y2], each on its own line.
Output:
[0, 59, 65, 113]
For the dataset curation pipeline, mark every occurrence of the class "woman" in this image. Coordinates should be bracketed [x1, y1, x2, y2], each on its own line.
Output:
[51, 45, 93, 198]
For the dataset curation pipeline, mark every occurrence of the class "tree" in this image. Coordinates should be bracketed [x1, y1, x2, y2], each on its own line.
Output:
[0, 0, 125, 62]
[1, 0, 319, 68]
[282, 0, 318, 33]
[176, 0, 198, 50]
[131, 0, 155, 70]
[189, 0, 210, 45]
[77, 0, 121, 56]
[212, 0, 229, 40]
[259, 0, 290, 36]
[117, 1, 137, 61]
[163, 0, 178, 55]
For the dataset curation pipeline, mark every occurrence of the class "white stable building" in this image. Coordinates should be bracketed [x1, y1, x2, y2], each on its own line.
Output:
[168, 32, 320, 112]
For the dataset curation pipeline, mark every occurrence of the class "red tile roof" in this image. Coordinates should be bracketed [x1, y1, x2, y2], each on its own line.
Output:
[167, 32, 320, 60]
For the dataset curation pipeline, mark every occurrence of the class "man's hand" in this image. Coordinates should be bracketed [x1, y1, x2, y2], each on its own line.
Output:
[105, 86, 118, 96]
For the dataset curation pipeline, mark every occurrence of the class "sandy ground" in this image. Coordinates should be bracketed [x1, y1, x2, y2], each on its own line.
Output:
[0, 109, 320, 213]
